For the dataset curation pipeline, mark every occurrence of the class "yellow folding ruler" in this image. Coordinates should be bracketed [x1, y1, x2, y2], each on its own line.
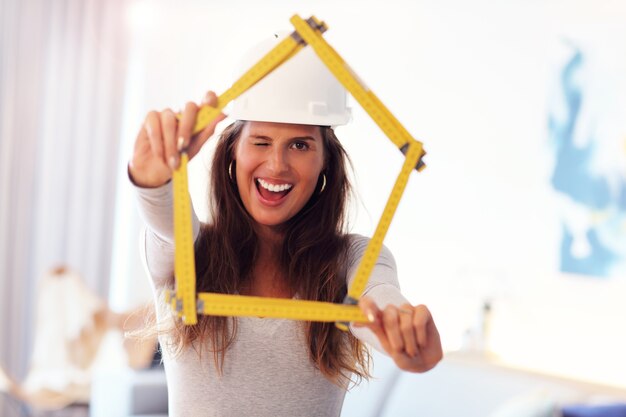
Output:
[168, 15, 426, 329]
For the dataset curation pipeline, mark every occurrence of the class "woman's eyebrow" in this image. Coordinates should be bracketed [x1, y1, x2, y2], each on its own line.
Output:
[250, 134, 317, 142]
[250, 134, 272, 140]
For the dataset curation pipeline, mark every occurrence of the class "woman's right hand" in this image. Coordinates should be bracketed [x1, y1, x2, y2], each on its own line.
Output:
[128, 91, 226, 188]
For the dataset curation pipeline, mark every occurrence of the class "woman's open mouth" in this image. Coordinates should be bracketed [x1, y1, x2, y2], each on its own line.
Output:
[255, 178, 293, 205]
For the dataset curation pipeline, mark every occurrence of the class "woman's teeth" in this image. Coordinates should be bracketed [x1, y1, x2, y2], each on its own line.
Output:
[257, 178, 293, 193]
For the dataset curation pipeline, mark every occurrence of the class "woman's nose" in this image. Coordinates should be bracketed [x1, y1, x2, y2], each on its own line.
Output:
[267, 147, 289, 174]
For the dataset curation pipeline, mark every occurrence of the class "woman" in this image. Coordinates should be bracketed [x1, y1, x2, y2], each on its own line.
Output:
[129, 36, 442, 417]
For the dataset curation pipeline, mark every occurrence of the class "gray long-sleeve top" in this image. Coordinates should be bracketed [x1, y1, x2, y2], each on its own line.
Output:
[135, 182, 408, 417]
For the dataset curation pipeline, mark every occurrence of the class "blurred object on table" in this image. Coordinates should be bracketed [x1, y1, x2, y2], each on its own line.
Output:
[0, 265, 157, 414]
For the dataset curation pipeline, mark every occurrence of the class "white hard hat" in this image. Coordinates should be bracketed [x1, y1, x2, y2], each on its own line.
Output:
[229, 32, 351, 126]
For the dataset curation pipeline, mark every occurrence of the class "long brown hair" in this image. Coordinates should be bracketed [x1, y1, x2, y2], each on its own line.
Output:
[167, 121, 369, 386]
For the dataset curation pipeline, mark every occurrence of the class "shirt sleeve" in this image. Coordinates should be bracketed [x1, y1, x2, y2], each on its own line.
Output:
[133, 178, 200, 288]
[345, 234, 409, 354]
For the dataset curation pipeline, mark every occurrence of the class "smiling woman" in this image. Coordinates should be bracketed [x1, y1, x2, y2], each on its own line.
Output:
[234, 122, 325, 229]
[128, 31, 442, 417]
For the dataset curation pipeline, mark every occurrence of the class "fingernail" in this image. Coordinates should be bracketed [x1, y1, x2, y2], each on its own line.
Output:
[177, 136, 185, 152]
[367, 310, 376, 322]
[169, 156, 178, 170]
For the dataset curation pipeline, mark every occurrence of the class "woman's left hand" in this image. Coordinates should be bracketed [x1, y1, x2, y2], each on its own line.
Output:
[354, 297, 443, 373]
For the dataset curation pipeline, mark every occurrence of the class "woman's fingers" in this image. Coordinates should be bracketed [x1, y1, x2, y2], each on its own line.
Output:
[418, 306, 443, 365]
[147, 92, 226, 171]
[202, 90, 216, 106]
[355, 297, 390, 351]
[160, 108, 178, 170]
[413, 304, 431, 348]
[188, 91, 226, 158]
[177, 101, 199, 155]
[144, 111, 164, 163]
[355, 298, 443, 373]
[357, 296, 383, 327]
[399, 304, 419, 357]
[357, 297, 376, 320]
[130, 111, 171, 188]
[382, 306, 404, 354]
[356, 299, 430, 358]
[357, 298, 408, 355]
[130, 91, 224, 188]
[130, 90, 227, 189]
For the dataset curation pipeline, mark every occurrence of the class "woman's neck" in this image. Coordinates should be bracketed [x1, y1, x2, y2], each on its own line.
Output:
[240, 225, 293, 298]
[255, 225, 283, 256]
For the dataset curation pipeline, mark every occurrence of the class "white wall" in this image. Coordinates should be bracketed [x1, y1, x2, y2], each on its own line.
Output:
[111, 0, 626, 389]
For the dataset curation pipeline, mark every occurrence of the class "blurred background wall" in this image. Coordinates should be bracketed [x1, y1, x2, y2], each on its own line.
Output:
[1, 1, 129, 414]
[1, 0, 625, 414]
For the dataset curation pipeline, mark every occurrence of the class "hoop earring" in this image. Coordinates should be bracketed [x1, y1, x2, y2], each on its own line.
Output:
[319, 173, 327, 194]
[228, 160, 234, 181]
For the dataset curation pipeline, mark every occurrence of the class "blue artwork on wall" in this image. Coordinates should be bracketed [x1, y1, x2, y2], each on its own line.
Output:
[549, 43, 626, 278]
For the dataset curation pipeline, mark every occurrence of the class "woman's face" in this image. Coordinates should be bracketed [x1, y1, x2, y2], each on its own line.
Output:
[234, 121, 325, 232]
